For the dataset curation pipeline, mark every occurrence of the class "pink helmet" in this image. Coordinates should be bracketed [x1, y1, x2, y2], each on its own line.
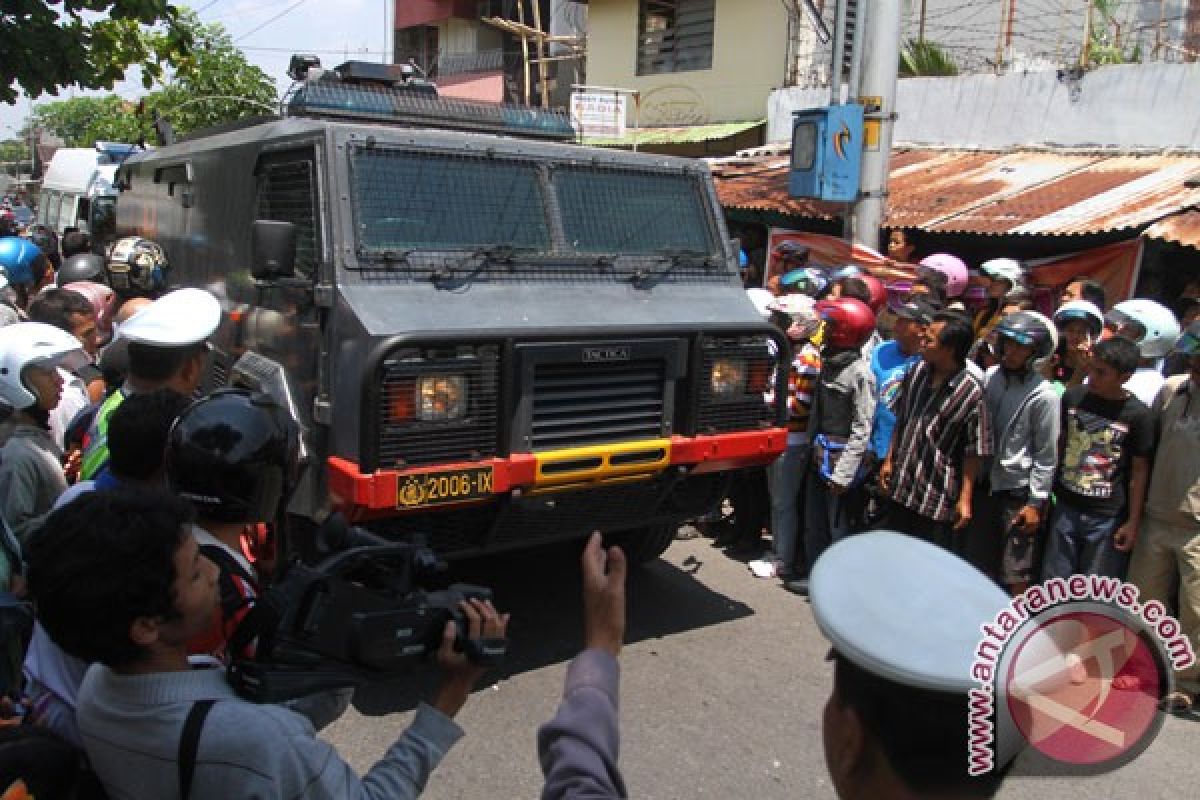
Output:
[917, 253, 969, 298]
[65, 280, 118, 343]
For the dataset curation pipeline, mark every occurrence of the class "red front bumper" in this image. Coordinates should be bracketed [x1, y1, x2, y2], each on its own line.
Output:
[327, 427, 786, 513]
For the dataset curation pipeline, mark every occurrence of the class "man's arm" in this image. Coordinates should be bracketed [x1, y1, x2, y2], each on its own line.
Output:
[829, 365, 877, 491]
[1015, 391, 1061, 535]
[955, 455, 981, 531]
[538, 533, 629, 800]
[1114, 455, 1150, 552]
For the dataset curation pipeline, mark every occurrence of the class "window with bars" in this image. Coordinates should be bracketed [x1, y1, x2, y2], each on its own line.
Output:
[555, 167, 716, 255]
[349, 148, 551, 253]
[255, 152, 320, 280]
[637, 0, 715, 76]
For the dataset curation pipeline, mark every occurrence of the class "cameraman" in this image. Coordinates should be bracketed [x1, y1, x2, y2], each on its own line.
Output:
[25, 489, 508, 800]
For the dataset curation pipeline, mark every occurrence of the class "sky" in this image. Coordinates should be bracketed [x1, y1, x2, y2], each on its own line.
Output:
[1, 0, 393, 143]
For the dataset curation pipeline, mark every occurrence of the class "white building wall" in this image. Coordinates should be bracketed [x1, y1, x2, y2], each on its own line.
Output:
[768, 61, 1200, 150]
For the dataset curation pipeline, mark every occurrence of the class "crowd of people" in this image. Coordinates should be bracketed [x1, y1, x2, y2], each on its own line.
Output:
[729, 240, 1200, 709]
[0, 216, 1195, 799]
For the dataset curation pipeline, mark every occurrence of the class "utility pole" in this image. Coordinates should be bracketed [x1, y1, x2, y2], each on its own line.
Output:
[845, 0, 901, 250]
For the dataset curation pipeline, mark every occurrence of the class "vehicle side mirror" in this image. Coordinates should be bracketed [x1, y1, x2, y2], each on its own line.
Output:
[252, 220, 296, 280]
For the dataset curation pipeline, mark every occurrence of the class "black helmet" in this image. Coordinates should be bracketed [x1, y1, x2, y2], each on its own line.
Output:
[166, 389, 299, 524]
[57, 253, 107, 286]
[995, 311, 1058, 363]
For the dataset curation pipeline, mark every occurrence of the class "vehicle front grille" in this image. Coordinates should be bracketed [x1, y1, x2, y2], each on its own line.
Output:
[530, 360, 666, 451]
[695, 335, 775, 434]
[377, 347, 499, 468]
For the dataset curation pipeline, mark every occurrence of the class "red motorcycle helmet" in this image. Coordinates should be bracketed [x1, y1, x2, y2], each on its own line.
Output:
[816, 297, 876, 349]
[857, 274, 888, 313]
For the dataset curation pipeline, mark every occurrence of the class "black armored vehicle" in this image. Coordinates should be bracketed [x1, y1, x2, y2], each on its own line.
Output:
[114, 58, 787, 562]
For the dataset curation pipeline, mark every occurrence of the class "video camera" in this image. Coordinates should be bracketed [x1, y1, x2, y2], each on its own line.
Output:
[227, 514, 497, 703]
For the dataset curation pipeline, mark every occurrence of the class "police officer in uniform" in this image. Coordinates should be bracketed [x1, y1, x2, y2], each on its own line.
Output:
[811, 532, 1015, 799]
[79, 287, 221, 482]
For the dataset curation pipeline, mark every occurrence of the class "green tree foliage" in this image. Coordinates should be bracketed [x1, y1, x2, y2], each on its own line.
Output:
[898, 39, 959, 78]
[32, 11, 277, 146]
[0, 1, 192, 105]
[150, 10, 277, 135]
[30, 95, 142, 146]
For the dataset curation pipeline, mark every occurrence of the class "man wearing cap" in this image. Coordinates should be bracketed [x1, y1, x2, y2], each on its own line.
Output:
[811, 532, 1014, 798]
[79, 288, 221, 482]
[867, 298, 932, 475]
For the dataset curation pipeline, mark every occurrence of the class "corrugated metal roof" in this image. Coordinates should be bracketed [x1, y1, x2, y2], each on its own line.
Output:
[710, 147, 1200, 238]
[1144, 209, 1200, 248]
[583, 120, 764, 147]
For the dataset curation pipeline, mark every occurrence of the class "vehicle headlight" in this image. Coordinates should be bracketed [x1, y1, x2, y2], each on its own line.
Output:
[710, 358, 747, 398]
[417, 374, 467, 420]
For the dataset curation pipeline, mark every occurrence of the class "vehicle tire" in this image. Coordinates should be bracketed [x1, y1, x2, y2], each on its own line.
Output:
[607, 522, 675, 565]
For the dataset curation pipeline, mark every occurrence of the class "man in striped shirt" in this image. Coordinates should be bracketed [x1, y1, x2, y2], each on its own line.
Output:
[879, 312, 992, 552]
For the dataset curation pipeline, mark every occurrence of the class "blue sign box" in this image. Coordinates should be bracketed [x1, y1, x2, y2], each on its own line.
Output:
[788, 104, 864, 204]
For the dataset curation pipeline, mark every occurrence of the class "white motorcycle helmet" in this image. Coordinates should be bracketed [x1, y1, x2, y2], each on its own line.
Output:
[0, 322, 83, 409]
[1053, 299, 1105, 338]
[1106, 298, 1181, 359]
[980, 257, 1025, 288]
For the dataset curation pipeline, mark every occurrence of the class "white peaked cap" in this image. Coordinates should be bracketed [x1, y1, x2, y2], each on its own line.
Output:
[811, 531, 1010, 694]
[116, 288, 221, 346]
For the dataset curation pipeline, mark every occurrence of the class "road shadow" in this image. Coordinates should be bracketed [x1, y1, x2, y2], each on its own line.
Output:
[352, 538, 754, 715]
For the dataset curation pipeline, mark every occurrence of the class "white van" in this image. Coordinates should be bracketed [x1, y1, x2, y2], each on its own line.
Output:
[38, 142, 137, 244]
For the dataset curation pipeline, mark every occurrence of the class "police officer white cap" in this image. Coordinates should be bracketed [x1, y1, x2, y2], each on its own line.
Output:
[811, 531, 1010, 694]
[116, 288, 221, 346]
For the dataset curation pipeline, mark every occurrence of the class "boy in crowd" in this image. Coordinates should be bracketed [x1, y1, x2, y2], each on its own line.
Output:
[794, 297, 876, 594]
[751, 295, 821, 580]
[880, 312, 992, 552]
[972, 312, 1060, 595]
[868, 298, 933, 468]
[1106, 298, 1180, 407]
[165, 389, 296, 660]
[26, 288, 102, 450]
[1043, 337, 1153, 580]
[25, 490, 508, 799]
[0, 323, 83, 541]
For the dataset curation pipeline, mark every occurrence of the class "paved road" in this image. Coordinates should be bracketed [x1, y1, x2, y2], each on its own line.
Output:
[322, 536, 1198, 799]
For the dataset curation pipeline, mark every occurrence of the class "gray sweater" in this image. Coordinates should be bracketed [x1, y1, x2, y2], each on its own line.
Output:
[982, 366, 1060, 500]
[538, 649, 626, 799]
[78, 663, 463, 800]
[0, 423, 67, 542]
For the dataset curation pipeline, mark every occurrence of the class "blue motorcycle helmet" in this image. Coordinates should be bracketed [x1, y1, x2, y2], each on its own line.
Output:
[0, 236, 50, 286]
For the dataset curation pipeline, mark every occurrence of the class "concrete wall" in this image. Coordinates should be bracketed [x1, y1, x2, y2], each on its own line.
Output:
[768, 62, 1200, 150]
[586, 0, 789, 124]
[897, 1, 1186, 72]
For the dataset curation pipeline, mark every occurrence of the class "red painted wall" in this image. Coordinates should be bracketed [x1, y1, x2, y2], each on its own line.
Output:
[394, 0, 476, 29]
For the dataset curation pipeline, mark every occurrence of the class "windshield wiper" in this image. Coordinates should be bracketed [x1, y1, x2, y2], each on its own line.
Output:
[430, 245, 528, 290]
[630, 249, 716, 290]
[357, 246, 412, 269]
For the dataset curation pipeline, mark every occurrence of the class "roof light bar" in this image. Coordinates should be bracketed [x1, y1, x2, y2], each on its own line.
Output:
[286, 79, 577, 142]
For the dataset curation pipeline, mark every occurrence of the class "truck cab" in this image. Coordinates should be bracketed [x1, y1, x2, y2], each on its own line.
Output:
[114, 60, 788, 562]
[38, 142, 133, 244]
